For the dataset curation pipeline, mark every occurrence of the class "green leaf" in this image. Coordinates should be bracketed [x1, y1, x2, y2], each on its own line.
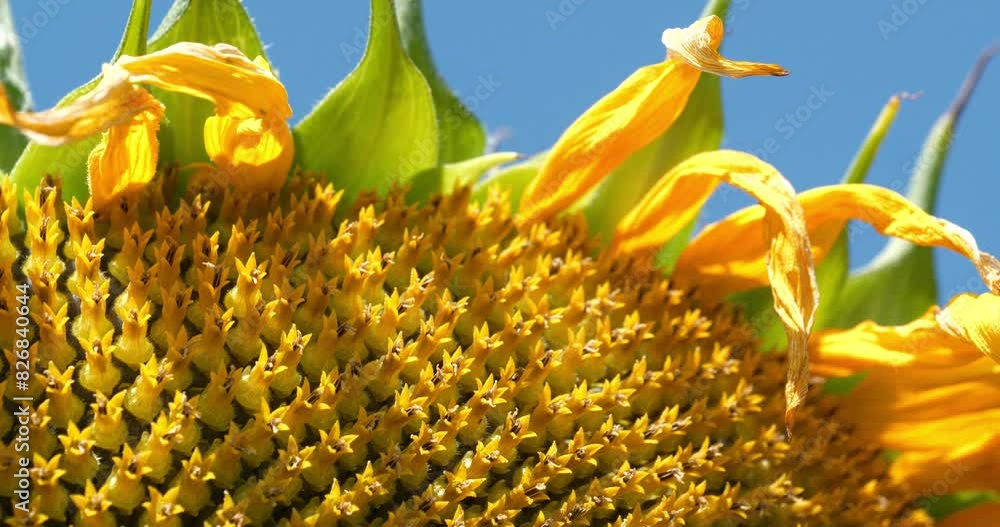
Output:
[0, 0, 31, 172]
[926, 491, 1000, 521]
[295, 0, 438, 202]
[471, 151, 546, 209]
[9, 0, 152, 200]
[821, 371, 868, 394]
[700, 0, 732, 19]
[826, 48, 996, 328]
[394, 0, 485, 164]
[408, 151, 518, 203]
[146, 0, 267, 172]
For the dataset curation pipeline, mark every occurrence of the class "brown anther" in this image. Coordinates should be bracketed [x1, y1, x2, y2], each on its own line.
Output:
[525, 483, 546, 498]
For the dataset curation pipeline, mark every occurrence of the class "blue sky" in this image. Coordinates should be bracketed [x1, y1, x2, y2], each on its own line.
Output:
[12, 1, 1000, 302]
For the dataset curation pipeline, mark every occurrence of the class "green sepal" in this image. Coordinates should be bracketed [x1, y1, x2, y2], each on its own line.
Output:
[701, 0, 731, 18]
[471, 152, 547, 209]
[408, 152, 518, 203]
[146, 0, 268, 173]
[9, 0, 152, 201]
[926, 491, 1000, 521]
[826, 48, 995, 328]
[394, 0, 486, 164]
[0, 0, 31, 171]
[295, 0, 438, 202]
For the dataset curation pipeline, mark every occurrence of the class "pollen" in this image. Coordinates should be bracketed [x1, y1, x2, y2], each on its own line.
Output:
[0, 175, 932, 526]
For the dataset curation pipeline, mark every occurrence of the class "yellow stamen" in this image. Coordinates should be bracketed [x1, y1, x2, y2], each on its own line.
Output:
[611, 150, 817, 429]
[518, 15, 787, 224]
[676, 184, 1000, 298]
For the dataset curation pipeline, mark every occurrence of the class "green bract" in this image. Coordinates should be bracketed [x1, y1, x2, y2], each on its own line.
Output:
[294, 0, 438, 202]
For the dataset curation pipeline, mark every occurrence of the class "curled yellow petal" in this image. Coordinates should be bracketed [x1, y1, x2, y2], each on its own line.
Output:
[937, 292, 1000, 363]
[87, 102, 165, 209]
[201, 108, 295, 192]
[518, 15, 787, 224]
[810, 304, 1000, 493]
[114, 43, 292, 119]
[660, 15, 790, 79]
[611, 150, 817, 429]
[115, 43, 295, 190]
[676, 184, 1000, 298]
[0, 66, 160, 146]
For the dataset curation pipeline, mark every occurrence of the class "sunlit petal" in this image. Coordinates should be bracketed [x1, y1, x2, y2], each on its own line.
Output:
[677, 184, 1000, 298]
[0, 65, 160, 146]
[519, 15, 787, 224]
[613, 150, 817, 429]
[87, 104, 164, 209]
[936, 292, 1000, 363]
[116, 42, 295, 190]
[811, 301, 1000, 493]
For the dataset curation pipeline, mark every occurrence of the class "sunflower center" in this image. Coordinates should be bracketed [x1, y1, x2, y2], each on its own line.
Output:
[0, 174, 930, 525]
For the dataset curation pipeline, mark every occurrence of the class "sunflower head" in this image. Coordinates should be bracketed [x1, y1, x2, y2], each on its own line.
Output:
[0, 0, 997, 525]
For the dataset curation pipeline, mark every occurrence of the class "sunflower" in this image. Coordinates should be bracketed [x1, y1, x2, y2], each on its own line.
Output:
[0, 0, 996, 525]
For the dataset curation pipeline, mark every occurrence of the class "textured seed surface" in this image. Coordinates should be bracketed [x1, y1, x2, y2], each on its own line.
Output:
[0, 174, 931, 526]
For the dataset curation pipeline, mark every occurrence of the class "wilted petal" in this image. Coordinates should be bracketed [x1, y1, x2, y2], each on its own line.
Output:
[612, 150, 817, 429]
[0, 66, 160, 146]
[937, 292, 1000, 364]
[115, 43, 291, 119]
[116, 43, 295, 190]
[519, 15, 787, 224]
[87, 104, 164, 209]
[661, 15, 789, 79]
[202, 109, 295, 192]
[677, 184, 1000, 297]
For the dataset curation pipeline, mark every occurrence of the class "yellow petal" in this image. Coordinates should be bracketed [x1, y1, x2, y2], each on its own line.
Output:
[809, 315, 980, 378]
[0, 66, 160, 146]
[940, 503, 1000, 527]
[612, 150, 817, 429]
[86, 103, 165, 209]
[676, 184, 1000, 298]
[114, 43, 291, 119]
[937, 292, 1000, 363]
[202, 110, 295, 192]
[810, 305, 1000, 493]
[114, 43, 295, 191]
[660, 15, 790, 79]
[518, 15, 787, 224]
